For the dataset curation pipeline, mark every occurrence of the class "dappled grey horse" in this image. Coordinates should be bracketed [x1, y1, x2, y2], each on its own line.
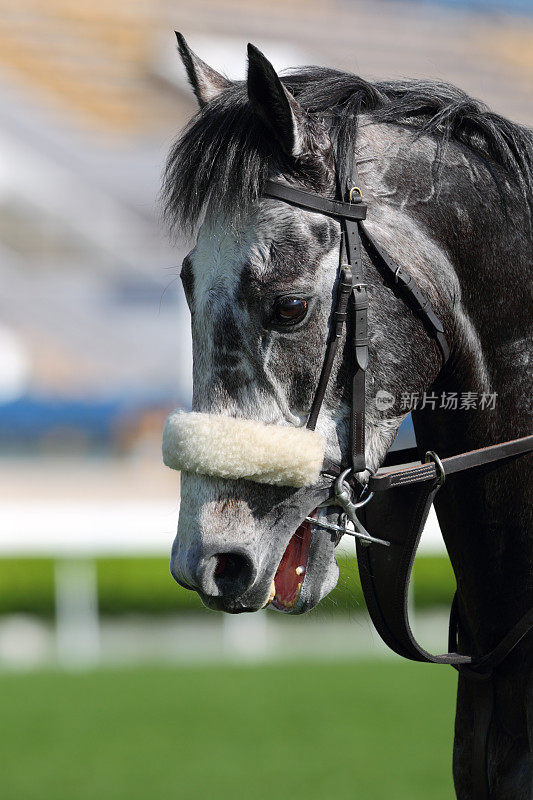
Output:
[162, 35, 532, 799]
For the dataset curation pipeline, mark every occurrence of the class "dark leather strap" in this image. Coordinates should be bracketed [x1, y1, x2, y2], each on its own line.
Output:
[357, 476, 472, 664]
[325, 433, 533, 665]
[263, 179, 367, 221]
[307, 263, 352, 431]
[367, 434, 533, 492]
[341, 170, 368, 473]
[358, 464, 533, 666]
[358, 222, 450, 364]
[464, 606, 533, 675]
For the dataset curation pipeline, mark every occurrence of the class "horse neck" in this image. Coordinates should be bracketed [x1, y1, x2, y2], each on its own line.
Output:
[411, 189, 532, 654]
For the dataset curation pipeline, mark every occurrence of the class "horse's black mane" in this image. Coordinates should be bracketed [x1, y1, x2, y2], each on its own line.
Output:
[163, 67, 533, 232]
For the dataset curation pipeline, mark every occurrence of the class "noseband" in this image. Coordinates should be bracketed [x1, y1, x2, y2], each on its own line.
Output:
[263, 168, 533, 800]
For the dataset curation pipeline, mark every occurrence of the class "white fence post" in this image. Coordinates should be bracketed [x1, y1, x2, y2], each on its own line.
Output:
[55, 558, 100, 667]
[222, 609, 269, 661]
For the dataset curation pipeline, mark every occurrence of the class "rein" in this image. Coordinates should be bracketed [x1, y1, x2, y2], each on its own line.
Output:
[263, 170, 533, 800]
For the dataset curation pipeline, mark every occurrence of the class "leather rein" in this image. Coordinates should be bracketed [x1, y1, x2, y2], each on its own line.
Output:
[263, 171, 533, 800]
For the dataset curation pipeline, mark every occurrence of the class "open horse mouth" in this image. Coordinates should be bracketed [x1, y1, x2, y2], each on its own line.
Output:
[269, 509, 322, 612]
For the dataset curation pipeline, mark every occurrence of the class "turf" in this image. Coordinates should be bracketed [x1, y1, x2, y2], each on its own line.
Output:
[0, 660, 457, 800]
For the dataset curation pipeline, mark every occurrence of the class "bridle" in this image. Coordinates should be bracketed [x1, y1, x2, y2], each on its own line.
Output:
[263, 166, 533, 800]
[265, 163, 449, 465]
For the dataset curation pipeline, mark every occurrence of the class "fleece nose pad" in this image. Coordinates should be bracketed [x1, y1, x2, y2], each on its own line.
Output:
[198, 549, 257, 598]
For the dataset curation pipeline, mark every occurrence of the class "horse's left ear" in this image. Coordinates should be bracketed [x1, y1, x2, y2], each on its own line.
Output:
[247, 43, 306, 158]
[176, 32, 232, 108]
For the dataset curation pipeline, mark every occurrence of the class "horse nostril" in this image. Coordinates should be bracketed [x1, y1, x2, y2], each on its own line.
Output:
[212, 552, 254, 597]
[214, 553, 241, 579]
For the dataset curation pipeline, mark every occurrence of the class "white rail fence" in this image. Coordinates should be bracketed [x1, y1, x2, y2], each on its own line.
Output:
[0, 501, 446, 667]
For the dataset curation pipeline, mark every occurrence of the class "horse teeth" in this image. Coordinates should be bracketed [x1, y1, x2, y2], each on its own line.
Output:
[262, 579, 276, 608]
[295, 566, 305, 575]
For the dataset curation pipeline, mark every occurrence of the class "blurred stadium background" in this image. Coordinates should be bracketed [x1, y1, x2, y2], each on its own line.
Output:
[0, 0, 531, 797]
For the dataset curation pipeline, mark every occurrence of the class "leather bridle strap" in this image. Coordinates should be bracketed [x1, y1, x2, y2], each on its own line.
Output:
[262, 175, 450, 475]
[307, 261, 353, 431]
[367, 434, 533, 492]
[263, 179, 367, 221]
[263, 178, 367, 456]
[340, 166, 368, 473]
[358, 223, 450, 364]
[357, 476, 472, 663]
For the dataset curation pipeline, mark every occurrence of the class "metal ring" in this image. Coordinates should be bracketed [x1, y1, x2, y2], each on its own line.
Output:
[394, 265, 403, 283]
[354, 465, 375, 507]
[335, 467, 353, 497]
[424, 450, 446, 486]
[349, 186, 362, 202]
[334, 467, 375, 507]
[353, 486, 374, 509]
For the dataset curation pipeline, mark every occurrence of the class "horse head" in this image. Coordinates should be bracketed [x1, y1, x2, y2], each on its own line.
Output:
[162, 36, 451, 613]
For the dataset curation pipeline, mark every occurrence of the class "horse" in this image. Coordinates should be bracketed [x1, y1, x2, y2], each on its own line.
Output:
[161, 34, 533, 799]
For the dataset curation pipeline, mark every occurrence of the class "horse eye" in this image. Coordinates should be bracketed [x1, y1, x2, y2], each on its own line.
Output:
[272, 297, 308, 326]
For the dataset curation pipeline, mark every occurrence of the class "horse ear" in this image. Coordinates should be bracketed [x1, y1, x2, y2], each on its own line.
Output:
[175, 32, 231, 108]
[247, 43, 305, 158]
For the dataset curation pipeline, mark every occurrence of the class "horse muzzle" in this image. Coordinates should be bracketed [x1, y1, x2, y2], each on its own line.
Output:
[168, 461, 337, 615]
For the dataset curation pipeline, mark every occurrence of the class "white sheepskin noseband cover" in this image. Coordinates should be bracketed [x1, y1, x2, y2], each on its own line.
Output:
[162, 411, 325, 488]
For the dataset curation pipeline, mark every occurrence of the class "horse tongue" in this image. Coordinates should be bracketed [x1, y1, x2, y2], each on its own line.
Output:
[273, 518, 312, 610]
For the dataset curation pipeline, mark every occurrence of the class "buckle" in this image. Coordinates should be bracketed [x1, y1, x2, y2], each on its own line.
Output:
[424, 450, 446, 486]
[349, 186, 363, 202]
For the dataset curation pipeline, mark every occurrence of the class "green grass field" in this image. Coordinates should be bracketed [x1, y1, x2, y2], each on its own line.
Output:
[1, 660, 457, 800]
